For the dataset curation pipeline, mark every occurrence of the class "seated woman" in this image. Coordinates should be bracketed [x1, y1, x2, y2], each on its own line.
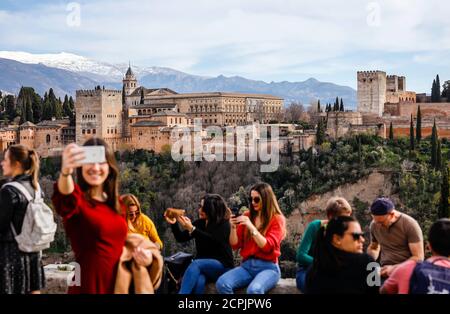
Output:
[121, 193, 163, 250]
[216, 182, 286, 294]
[305, 216, 379, 294]
[296, 197, 352, 292]
[165, 194, 233, 294]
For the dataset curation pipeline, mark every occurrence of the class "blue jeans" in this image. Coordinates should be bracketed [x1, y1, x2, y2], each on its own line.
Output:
[216, 258, 281, 294]
[296, 266, 307, 292]
[179, 259, 229, 294]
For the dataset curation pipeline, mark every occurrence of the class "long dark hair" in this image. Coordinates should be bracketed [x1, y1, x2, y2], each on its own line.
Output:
[76, 138, 121, 214]
[307, 216, 357, 286]
[248, 182, 285, 239]
[6, 144, 40, 190]
[201, 194, 229, 226]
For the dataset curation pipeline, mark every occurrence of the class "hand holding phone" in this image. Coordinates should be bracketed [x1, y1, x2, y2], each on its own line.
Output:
[232, 206, 242, 217]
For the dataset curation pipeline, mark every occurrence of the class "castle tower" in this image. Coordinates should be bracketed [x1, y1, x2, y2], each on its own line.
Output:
[357, 71, 387, 117]
[123, 63, 138, 98]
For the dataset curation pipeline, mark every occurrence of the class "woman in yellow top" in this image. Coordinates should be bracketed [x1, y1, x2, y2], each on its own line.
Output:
[121, 194, 163, 250]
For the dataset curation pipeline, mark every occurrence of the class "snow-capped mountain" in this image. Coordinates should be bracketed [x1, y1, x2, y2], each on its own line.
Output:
[0, 51, 357, 107]
[0, 51, 207, 82]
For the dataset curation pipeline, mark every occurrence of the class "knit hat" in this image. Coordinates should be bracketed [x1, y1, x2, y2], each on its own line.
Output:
[370, 198, 394, 216]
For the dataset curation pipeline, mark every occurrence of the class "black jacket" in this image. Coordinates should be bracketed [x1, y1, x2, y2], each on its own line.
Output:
[171, 219, 234, 269]
[0, 174, 37, 242]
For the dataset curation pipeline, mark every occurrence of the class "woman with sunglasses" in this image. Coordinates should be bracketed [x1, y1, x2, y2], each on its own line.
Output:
[305, 216, 379, 294]
[216, 182, 286, 294]
[121, 194, 163, 250]
[296, 197, 352, 292]
[165, 194, 234, 294]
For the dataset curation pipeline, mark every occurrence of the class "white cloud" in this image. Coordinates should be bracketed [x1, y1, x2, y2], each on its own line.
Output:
[1, 0, 450, 91]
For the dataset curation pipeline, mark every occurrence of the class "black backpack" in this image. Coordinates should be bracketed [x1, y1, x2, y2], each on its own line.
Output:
[409, 258, 450, 294]
[157, 252, 193, 294]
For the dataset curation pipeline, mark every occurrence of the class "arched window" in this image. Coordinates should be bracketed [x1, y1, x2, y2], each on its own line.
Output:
[46, 134, 51, 144]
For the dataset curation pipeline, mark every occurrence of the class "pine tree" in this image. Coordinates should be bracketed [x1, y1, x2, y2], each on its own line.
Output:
[439, 166, 450, 218]
[389, 121, 394, 140]
[416, 105, 422, 142]
[409, 114, 415, 151]
[431, 119, 438, 168]
[317, 100, 321, 113]
[339, 98, 344, 111]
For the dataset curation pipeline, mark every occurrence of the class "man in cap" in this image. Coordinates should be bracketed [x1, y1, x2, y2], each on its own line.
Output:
[367, 197, 424, 278]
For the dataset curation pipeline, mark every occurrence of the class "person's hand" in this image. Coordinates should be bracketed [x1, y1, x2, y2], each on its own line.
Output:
[381, 265, 395, 278]
[177, 215, 194, 232]
[164, 210, 177, 224]
[233, 215, 254, 230]
[61, 143, 85, 176]
[132, 247, 153, 267]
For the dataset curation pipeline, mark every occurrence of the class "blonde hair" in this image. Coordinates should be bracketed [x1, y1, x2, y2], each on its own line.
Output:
[121, 193, 143, 232]
[325, 197, 352, 219]
[7, 145, 40, 190]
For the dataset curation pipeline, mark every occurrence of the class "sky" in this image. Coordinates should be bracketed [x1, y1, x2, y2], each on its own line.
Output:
[1, 0, 450, 92]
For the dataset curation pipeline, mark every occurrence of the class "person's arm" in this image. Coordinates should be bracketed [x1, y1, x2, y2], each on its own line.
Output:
[229, 216, 241, 248]
[170, 221, 192, 243]
[296, 220, 320, 266]
[259, 215, 285, 252]
[57, 143, 85, 195]
[0, 187, 18, 233]
[367, 223, 380, 260]
[145, 217, 163, 249]
[234, 215, 268, 248]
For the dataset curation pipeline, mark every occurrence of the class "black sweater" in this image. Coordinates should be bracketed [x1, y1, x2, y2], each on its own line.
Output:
[305, 247, 379, 294]
[171, 219, 234, 269]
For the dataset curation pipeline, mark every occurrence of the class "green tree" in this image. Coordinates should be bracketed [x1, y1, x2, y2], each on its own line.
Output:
[317, 100, 321, 113]
[431, 75, 441, 102]
[389, 121, 394, 140]
[339, 98, 344, 111]
[416, 105, 422, 142]
[409, 114, 415, 151]
[439, 165, 450, 218]
[437, 139, 442, 170]
[316, 118, 325, 145]
[431, 119, 438, 168]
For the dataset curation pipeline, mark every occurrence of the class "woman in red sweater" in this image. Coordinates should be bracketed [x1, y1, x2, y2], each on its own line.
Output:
[52, 138, 133, 294]
[216, 182, 286, 294]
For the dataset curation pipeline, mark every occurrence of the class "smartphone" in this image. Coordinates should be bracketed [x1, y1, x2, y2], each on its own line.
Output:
[80, 146, 106, 164]
[232, 206, 241, 217]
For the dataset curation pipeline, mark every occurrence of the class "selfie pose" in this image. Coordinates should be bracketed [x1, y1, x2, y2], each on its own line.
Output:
[216, 182, 286, 294]
[0, 145, 47, 294]
[52, 138, 136, 294]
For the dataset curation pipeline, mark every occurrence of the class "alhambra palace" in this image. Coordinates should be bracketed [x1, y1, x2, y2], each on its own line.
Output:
[1, 67, 450, 158]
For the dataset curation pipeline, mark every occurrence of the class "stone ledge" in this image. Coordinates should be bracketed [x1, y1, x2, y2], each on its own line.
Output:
[204, 278, 301, 294]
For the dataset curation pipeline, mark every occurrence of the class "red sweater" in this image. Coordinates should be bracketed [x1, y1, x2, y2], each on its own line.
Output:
[232, 213, 285, 264]
[52, 183, 128, 294]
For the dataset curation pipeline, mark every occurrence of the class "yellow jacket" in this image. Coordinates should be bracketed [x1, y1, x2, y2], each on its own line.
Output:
[128, 213, 163, 249]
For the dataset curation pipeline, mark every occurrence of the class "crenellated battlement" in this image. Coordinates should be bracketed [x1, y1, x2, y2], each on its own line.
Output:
[357, 70, 386, 78]
[76, 89, 122, 97]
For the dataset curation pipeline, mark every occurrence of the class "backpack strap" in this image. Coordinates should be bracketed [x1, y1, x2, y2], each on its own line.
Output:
[2, 181, 39, 238]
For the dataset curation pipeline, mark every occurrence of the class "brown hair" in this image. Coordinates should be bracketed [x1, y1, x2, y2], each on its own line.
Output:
[121, 193, 142, 231]
[6, 144, 40, 190]
[325, 197, 352, 219]
[76, 138, 121, 214]
[248, 182, 286, 240]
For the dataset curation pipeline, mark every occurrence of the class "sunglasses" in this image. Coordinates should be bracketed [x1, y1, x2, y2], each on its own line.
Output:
[347, 232, 365, 241]
[248, 197, 261, 204]
[128, 211, 139, 217]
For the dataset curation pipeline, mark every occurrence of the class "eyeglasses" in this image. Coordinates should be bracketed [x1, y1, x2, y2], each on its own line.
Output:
[248, 197, 261, 204]
[128, 211, 139, 217]
[346, 232, 365, 241]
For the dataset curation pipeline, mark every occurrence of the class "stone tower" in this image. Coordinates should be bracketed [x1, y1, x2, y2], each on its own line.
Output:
[123, 63, 137, 98]
[357, 71, 387, 117]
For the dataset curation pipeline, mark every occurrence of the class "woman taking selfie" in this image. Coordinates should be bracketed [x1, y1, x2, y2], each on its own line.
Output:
[0, 145, 45, 294]
[216, 182, 286, 294]
[52, 138, 145, 294]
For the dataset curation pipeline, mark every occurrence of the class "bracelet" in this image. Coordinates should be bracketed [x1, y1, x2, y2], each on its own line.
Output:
[61, 171, 72, 177]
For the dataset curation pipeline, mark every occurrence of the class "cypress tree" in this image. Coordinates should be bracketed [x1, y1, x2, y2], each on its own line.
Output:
[26, 100, 33, 123]
[316, 118, 325, 145]
[317, 100, 321, 113]
[432, 79, 437, 102]
[437, 139, 442, 170]
[416, 105, 422, 142]
[339, 98, 344, 111]
[439, 166, 450, 218]
[431, 119, 438, 168]
[389, 121, 394, 140]
[436, 75, 441, 102]
[409, 114, 415, 151]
